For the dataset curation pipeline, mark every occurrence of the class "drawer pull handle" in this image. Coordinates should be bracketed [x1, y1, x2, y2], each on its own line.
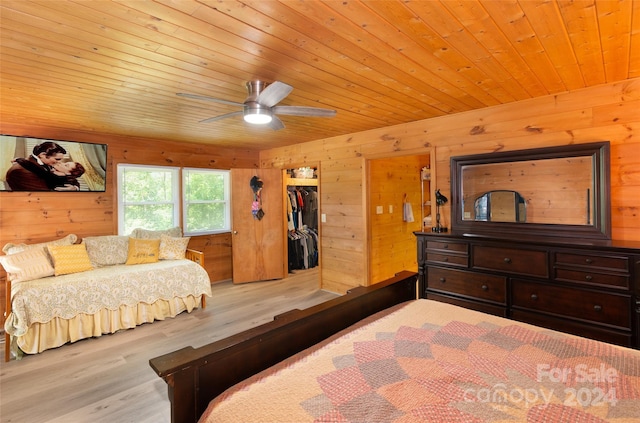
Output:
[504, 257, 512, 264]
[593, 305, 602, 312]
[481, 285, 488, 291]
[443, 244, 449, 249]
[443, 257, 449, 262]
[530, 294, 538, 301]
[585, 275, 593, 281]
[585, 258, 593, 264]
[439, 277, 446, 283]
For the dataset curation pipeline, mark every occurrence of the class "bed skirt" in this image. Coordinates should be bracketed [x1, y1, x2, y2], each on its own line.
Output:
[11, 294, 203, 356]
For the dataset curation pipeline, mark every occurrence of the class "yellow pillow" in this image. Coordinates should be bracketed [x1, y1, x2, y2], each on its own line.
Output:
[126, 238, 160, 265]
[47, 244, 94, 276]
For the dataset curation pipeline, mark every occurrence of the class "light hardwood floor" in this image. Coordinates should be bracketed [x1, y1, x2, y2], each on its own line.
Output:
[0, 268, 337, 423]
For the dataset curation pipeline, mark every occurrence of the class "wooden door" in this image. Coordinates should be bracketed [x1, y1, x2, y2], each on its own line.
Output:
[231, 168, 284, 283]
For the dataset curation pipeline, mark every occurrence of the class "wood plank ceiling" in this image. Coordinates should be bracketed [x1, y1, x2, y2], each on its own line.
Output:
[1, 0, 638, 149]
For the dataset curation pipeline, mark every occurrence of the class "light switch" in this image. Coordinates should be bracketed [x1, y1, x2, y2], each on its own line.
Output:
[388, 205, 393, 213]
[376, 206, 383, 214]
[321, 213, 327, 223]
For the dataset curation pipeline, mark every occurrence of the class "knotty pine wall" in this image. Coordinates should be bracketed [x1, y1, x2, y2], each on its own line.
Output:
[260, 78, 640, 294]
[0, 128, 259, 327]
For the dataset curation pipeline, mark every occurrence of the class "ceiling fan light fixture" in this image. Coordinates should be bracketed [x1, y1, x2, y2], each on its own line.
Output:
[180, 81, 335, 130]
[243, 105, 272, 124]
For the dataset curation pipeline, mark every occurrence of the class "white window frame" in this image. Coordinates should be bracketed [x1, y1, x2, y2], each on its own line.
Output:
[117, 164, 231, 236]
[182, 168, 231, 236]
[117, 164, 180, 235]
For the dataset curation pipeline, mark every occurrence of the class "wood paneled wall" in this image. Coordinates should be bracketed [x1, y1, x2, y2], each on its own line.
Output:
[261, 78, 640, 293]
[0, 126, 259, 326]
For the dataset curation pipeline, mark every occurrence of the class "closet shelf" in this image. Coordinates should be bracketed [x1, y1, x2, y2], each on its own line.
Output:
[287, 177, 318, 186]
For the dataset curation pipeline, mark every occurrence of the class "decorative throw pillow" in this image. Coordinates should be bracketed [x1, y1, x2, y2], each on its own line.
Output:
[130, 227, 182, 239]
[47, 244, 94, 276]
[82, 235, 129, 267]
[125, 238, 161, 265]
[159, 234, 190, 260]
[2, 234, 78, 259]
[0, 248, 55, 282]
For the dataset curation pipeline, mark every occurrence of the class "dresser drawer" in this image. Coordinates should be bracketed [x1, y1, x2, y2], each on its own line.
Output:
[427, 292, 507, 317]
[425, 252, 468, 267]
[511, 310, 633, 347]
[426, 240, 468, 254]
[555, 252, 629, 272]
[555, 269, 629, 289]
[428, 267, 506, 304]
[511, 279, 631, 329]
[472, 245, 548, 278]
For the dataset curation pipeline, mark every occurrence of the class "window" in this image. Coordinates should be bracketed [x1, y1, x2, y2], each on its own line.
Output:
[182, 168, 230, 235]
[117, 165, 180, 235]
[117, 165, 230, 236]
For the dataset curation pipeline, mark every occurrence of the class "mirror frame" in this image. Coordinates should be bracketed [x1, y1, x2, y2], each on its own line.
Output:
[451, 141, 611, 240]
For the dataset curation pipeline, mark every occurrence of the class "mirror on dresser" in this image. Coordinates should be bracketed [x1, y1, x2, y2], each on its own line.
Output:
[450, 141, 611, 240]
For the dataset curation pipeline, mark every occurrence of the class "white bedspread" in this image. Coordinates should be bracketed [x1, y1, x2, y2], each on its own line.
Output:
[5, 259, 212, 337]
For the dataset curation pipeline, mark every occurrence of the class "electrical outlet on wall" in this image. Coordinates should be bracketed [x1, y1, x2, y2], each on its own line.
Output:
[376, 206, 383, 214]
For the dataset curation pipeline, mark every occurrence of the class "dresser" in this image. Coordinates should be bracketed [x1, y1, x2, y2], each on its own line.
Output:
[416, 233, 640, 349]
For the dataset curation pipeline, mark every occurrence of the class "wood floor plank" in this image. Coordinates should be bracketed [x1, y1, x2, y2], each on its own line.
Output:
[0, 268, 335, 422]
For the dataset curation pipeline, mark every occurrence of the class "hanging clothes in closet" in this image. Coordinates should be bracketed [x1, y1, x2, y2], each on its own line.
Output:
[286, 186, 318, 231]
[287, 227, 318, 272]
[286, 185, 319, 272]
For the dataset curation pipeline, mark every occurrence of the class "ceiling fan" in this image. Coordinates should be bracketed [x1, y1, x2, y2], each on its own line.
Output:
[177, 81, 336, 130]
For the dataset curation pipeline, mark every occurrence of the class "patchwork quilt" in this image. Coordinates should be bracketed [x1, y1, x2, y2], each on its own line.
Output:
[200, 299, 640, 423]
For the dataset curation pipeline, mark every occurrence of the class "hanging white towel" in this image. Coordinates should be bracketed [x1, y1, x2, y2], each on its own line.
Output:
[403, 202, 414, 222]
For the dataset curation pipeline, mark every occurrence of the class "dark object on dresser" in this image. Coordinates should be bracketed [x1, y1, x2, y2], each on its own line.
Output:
[416, 233, 640, 349]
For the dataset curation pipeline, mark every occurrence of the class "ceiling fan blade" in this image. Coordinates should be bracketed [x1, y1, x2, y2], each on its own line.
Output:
[269, 115, 285, 130]
[199, 110, 243, 123]
[257, 81, 293, 107]
[272, 105, 336, 117]
[177, 93, 244, 108]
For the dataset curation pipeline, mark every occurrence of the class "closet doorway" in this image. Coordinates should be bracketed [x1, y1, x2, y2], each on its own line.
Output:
[285, 166, 321, 286]
[367, 153, 431, 284]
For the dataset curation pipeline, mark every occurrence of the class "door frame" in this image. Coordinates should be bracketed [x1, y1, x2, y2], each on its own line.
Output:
[365, 151, 434, 284]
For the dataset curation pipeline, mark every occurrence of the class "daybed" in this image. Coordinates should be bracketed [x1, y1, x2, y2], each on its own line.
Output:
[150, 271, 640, 423]
[2, 228, 212, 361]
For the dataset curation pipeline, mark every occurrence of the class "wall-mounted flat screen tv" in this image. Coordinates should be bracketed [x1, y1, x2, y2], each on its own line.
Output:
[0, 135, 107, 192]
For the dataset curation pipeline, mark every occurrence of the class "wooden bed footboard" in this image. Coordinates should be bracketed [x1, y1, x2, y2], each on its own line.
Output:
[149, 270, 418, 423]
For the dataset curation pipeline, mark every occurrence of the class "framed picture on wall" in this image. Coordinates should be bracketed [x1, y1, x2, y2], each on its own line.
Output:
[0, 135, 108, 192]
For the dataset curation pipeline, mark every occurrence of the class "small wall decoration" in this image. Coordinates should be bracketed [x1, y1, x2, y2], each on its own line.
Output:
[0, 135, 107, 192]
[250, 175, 265, 220]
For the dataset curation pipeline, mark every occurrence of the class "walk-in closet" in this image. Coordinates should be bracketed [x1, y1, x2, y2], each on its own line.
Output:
[285, 167, 319, 273]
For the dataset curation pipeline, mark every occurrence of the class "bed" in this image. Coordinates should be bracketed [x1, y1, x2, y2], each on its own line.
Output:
[150, 270, 640, 423]
[3, 230, 212, 361]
